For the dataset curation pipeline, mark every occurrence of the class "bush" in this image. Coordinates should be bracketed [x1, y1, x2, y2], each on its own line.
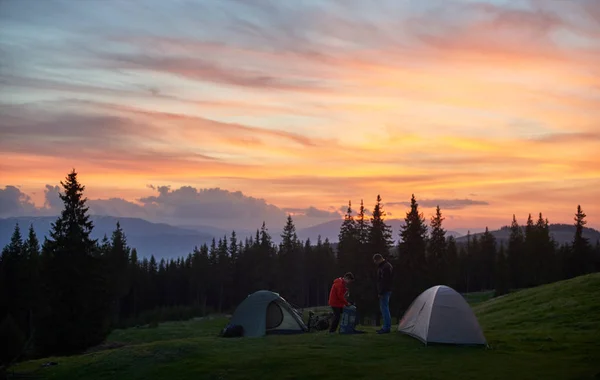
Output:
[0, 314, 26, 365]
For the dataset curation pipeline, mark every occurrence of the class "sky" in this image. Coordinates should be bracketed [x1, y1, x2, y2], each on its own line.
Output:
[1, 0, 599, 232]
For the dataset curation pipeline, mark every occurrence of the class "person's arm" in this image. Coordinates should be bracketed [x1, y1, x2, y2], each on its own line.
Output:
[337, 283, 350, 306]
[378, 265, 390, 295]
[382, 264, 392, 293]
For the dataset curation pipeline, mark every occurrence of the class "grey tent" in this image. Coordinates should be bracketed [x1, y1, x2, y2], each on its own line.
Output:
[397, 285, 487, 346]
[228, 290, 308, 337]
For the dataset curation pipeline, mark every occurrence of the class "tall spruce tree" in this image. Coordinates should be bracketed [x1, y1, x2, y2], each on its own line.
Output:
[572, 205, 592, 277]
[523, 214, 535, 287]
[279, 215, 303, 305]
[479, 227, 497, 290]
[22, 224, 40, 338]
[445, 236, 459, 288]
[356, 200, 371, 245]
[37, 169, 112, 355]
[337, 201, 358, 273]
[533, 213, 555, 285]
[397, 195, 428, 312]
[428, 205, 447, 285]
[360, 195, 393, 322]
[507, 215, 524, 289]
[0, 224, 26, 341]
[107, 222, 131, 325]
[495, 243, 509, 296]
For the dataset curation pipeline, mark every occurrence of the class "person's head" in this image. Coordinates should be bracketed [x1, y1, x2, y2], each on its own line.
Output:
[373, 254, 385, 265]
[343, 272, 355, 284]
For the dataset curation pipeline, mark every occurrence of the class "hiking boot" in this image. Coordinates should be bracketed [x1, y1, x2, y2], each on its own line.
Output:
[376, 328, 391, 334]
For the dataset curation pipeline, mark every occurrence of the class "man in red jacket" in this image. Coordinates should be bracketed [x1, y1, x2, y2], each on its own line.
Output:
[328, 272, 355, 333]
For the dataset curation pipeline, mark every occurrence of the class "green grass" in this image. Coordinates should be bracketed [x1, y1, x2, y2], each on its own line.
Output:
[12, 274, 600, 380]
[463, 290, 495, 305]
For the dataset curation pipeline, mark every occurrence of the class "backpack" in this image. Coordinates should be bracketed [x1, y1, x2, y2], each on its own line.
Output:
[339, 305, 365, 334]
[220, 324, 244, 338]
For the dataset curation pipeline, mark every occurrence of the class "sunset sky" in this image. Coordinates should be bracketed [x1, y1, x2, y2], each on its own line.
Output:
[1, 0, 599, 232]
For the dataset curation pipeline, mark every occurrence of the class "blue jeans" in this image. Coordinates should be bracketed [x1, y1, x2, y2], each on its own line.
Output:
[379, 291, 392, 330]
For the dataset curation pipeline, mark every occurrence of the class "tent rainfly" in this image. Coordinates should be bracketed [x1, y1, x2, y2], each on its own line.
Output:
[397, 285, 487, 346]
[228, 290, 308, 337]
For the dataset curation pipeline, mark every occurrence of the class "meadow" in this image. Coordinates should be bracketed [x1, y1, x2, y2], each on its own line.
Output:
[12, 274, 600, 380]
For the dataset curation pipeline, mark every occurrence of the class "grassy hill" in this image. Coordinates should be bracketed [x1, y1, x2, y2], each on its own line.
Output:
[12, 274, 600, 380]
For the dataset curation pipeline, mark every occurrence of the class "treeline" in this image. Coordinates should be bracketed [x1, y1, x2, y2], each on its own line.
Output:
[1, 170, 599, 364]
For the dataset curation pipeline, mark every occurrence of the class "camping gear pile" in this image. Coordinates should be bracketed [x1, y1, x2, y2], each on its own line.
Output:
[307, 310, 333, 332]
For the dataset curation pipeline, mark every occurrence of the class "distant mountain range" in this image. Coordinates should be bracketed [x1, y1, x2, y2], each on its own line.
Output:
[2, 216, 598, 259]
[454, 224, 600, 246]
[296, 218, 463, 243]
[0, 216, 213, 259]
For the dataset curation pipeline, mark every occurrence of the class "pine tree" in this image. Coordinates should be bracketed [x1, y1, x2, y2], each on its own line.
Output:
[365, 195, 394, 322]
[0, 224, 25, 337]
[533, 213, 555, 285]
[356, 200, 371, 245]
[507, 215, 524, 289]
[337, 201, 357, 273]
[216, 236, 230, 312]
[279, 215, 303, 305]
[495, 243, 509, 296]
[445, 236, 459, 288]
[369, 195, 394, 256]
[428, 205, 447, 285]
[37, 169, 112, 355]
[572, 205, 592, 277]
[107, 222, 131, 325]
[228, 231, 240, 304]
[397, 194, 428, 312]
[479, 227, 497, 290]
[22, 224, 40, 338]
[523, 214, 535, 287]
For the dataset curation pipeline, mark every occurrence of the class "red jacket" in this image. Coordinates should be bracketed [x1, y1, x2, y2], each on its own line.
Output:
[328, 277, 349, 308]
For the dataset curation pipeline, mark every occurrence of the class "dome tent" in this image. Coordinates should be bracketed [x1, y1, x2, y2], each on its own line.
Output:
[227, 290, 308, 337]
[398, 285, 487, 346]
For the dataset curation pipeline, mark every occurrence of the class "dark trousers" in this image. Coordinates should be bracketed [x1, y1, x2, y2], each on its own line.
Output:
[329, 307, 343, 332]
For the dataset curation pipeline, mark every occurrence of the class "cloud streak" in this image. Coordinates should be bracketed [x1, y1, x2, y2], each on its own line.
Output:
[388, 199, 490, 210]
[1, 0, 599, 229]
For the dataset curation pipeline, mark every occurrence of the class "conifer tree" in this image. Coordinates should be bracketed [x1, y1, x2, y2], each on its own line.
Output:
[107, 222, 131, 325]
[397, 194, 428, 311]
[279, 215, 303, 305]
[507, 215, 524, 289]
[523, 214, 535, 286]
[37, 169, 112, 355]
[356, 199, 371, 245]
[533, 213, 555, 285]
[428, 205, 447, 285]
[479, 227, 497, 290]
[495, 243, 509, 296]
[22, 224, 40, 338]
[572, 205, 592, 277]
[369, 195, 394, 256]
[0, 224, 25, 336]
[355, 195, 393, 321]
[445, 235, 459, 288]
[337, 201, 357, 273]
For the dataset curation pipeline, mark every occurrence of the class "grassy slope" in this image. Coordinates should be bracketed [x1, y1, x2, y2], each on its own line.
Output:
[13, 274, 600, 380]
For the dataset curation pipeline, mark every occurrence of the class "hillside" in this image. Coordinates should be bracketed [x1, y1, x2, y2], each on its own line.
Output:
[13, 274, 600, 380]
[0, 216, 214, 259]
[455, 223, 600, 245]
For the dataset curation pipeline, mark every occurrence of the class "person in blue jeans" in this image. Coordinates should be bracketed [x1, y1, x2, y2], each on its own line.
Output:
[373, 253, 393, 334]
